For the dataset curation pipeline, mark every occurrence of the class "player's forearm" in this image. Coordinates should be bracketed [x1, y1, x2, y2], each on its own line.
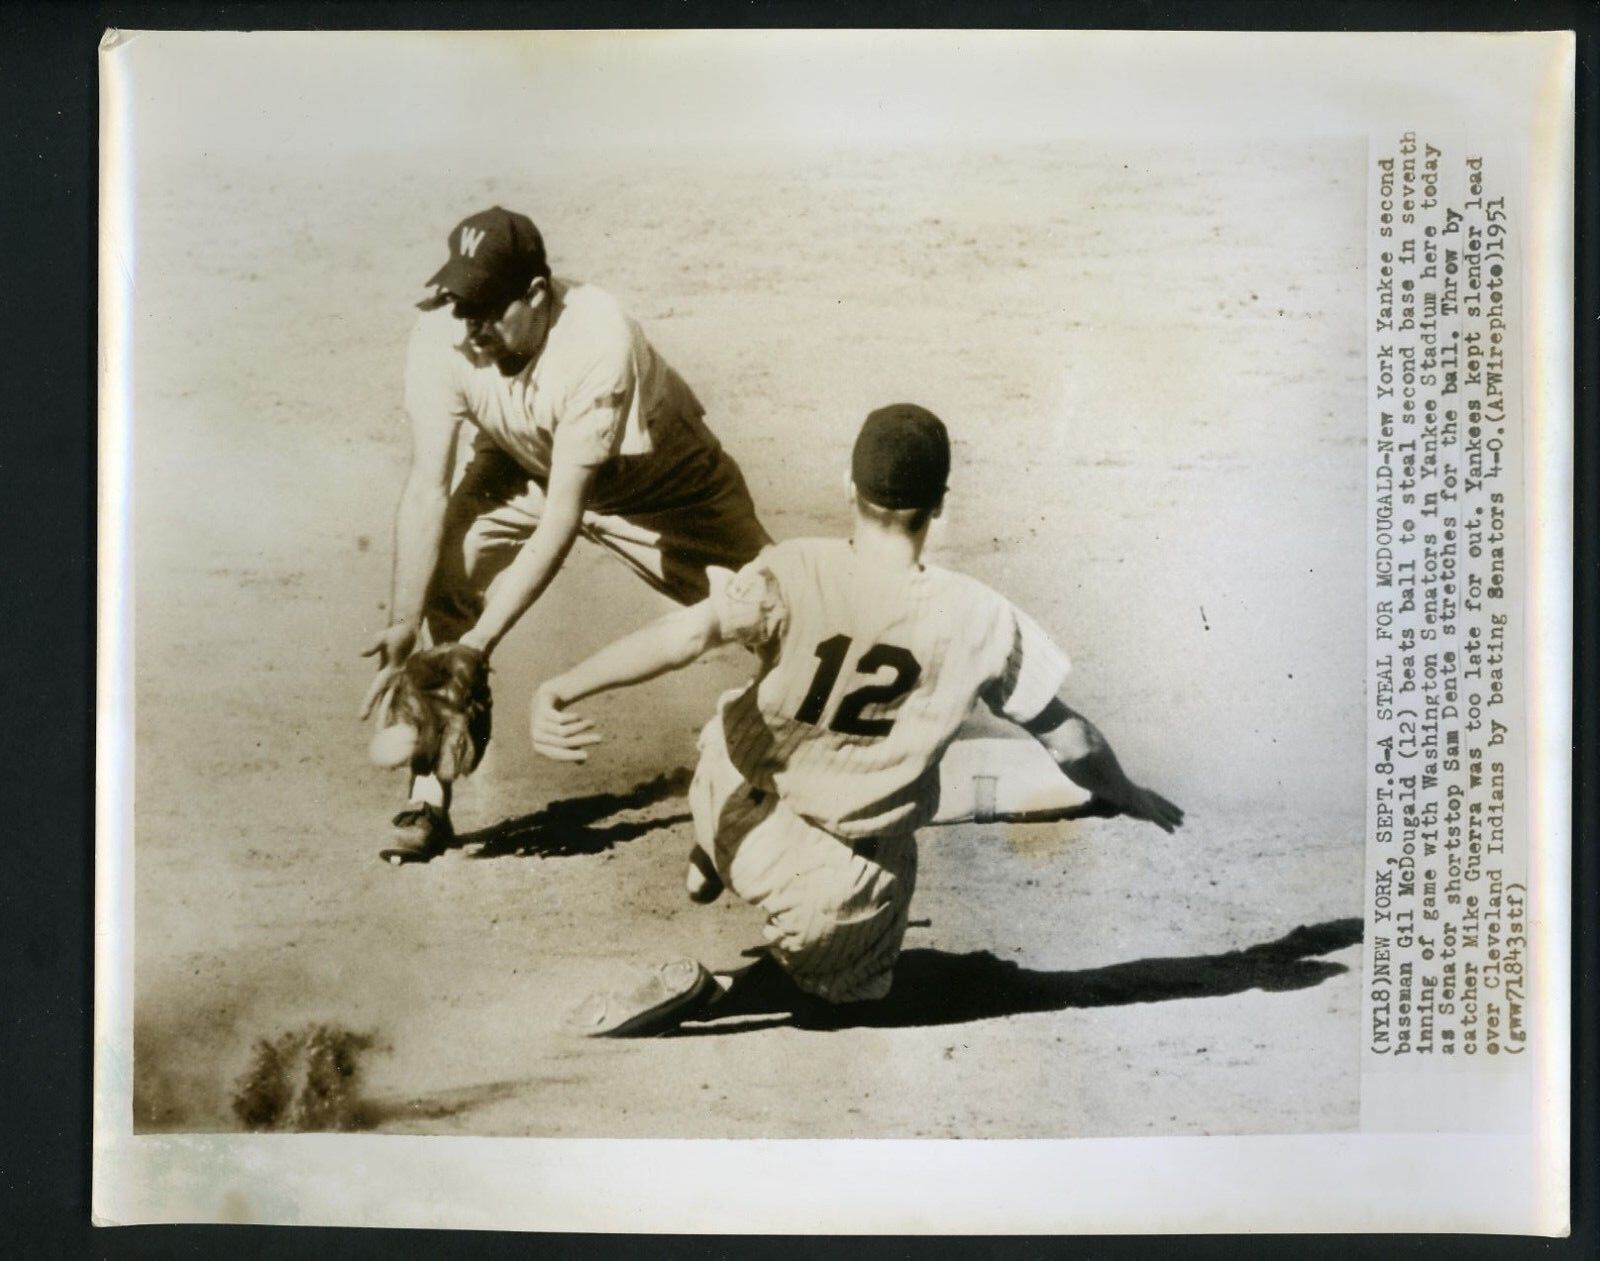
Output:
[389, 477, 449, 630]
[1026, 696, 1184, 833]
[547, 602, 721, 706]
[1039, 711, 1139, 805]
[461, 510, 582, 655]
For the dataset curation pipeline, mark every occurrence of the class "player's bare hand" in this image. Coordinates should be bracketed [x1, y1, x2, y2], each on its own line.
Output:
[1120, 784, 1185, 833]
[1072, 795, 1124, 821]
[530, 685, 603, 762]
[358, 622, 418, 719]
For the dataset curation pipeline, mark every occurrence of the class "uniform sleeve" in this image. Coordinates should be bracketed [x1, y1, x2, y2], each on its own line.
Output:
[403, 312, 471, 427]
[549, 305, 645, 470]
[710, 551, 787, 653]
[980, 599, 1072, 727]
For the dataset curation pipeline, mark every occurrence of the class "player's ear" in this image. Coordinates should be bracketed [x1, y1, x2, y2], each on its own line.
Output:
[524, 275, 551, 308]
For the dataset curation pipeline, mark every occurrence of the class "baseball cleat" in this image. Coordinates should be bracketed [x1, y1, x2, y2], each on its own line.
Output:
[379, 803, 453, 865]
[561, 958, 718, 1037]
[685, 846, 724, 904]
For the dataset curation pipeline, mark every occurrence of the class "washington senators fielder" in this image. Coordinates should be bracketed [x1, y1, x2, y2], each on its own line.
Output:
[531, 404, 1183, 1035]
[360, 207, 770, 862]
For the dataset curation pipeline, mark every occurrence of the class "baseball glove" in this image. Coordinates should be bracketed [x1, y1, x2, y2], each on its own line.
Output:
[368, 643, 492, 782]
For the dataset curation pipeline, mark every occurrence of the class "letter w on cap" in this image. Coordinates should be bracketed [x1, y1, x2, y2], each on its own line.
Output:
[459, 225, 487, 258]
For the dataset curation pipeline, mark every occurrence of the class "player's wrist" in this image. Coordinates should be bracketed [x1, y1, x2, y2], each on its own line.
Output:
[458, 627, 494, 656]
[386, 608, 423, 635]
[538, 676, 577, 709]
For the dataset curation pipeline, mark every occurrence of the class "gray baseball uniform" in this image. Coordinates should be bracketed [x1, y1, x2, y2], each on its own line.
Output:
[404, 279, 770, 638]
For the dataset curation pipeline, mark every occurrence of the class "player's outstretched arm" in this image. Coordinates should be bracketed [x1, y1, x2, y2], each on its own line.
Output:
[359, 406, 460, 718]
[530, 600, 726, 762]
[459, 460, 597, 658]
[1025, 696, 1185, 833]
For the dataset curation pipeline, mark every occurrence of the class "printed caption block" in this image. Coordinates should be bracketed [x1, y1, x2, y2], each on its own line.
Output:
[1361, 132, 1529, 1126]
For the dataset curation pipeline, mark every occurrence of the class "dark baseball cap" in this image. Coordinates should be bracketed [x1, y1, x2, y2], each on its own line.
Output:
[426, 207, 548, 312]
[851, 404, 951, 510]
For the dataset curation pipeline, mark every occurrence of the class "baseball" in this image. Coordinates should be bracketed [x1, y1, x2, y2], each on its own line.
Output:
[368, 722, 419, 769]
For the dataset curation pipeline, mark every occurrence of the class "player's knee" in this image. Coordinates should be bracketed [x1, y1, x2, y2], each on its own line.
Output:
[781, 951, 897, 1005]
[768, 905, 859, 962]
[459, 523, 522, 575]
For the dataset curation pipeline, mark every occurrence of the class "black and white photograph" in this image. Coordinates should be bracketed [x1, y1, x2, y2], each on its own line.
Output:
[94, 29, 1571, 1233]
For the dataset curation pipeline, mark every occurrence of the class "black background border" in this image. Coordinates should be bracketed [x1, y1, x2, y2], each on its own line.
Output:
[0, 2, 1593, 1256]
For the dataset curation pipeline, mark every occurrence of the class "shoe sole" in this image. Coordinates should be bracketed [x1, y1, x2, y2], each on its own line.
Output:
[563, 960, 718, 1038]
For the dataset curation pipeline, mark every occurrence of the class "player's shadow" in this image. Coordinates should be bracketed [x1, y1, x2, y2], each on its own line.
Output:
[679, 918, 1364, 1034]
[456, 768, 693, 860]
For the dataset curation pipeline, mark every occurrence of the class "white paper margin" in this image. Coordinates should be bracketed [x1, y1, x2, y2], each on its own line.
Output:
[92, 28, 1574, 1236]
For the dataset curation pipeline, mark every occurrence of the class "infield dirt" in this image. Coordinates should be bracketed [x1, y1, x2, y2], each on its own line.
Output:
[127, 138, 1367, 1138]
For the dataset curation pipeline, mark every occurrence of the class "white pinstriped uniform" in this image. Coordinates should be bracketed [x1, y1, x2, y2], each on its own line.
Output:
[691, 538, 1071, 1001]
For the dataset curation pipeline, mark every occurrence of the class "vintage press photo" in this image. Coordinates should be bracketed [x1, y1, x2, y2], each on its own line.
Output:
[96, 30, 1571, 1233]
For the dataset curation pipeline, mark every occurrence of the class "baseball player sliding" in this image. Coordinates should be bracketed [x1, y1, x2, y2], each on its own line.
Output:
[531, 404, 1183, 1035]
[360, 207, 770, 862]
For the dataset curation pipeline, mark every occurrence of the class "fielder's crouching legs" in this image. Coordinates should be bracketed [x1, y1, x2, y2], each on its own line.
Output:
[689, 723, 918, 1005]
[424, 447, 543, 647]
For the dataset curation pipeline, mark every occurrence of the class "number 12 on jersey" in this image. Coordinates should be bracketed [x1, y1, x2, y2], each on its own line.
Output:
[794, 634, 921, 737]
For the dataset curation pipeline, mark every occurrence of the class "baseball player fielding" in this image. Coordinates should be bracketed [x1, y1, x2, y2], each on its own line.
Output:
[359, 207, 770, 862]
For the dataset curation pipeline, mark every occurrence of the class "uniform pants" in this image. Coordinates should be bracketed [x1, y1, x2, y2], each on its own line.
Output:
[425, 441, 771, 642]
[689, 719, 919, 1003]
